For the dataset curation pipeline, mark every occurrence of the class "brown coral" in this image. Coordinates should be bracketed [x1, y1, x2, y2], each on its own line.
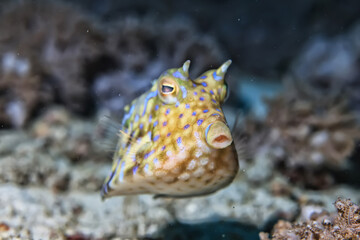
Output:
[0, 70, 54, 128]
[260, 198, 360, 240]
[265, 96, 359, 168]
[0, 1, 106, 127]
[285, 21, 360, 115]
[0, 1, 226, 127]
[240, 93, 360, 189]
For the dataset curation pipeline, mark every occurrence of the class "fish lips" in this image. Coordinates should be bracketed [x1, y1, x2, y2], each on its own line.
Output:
[205, 121, 233, 149]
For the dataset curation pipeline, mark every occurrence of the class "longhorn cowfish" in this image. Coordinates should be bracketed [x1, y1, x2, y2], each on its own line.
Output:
[101, 60, 239, 199]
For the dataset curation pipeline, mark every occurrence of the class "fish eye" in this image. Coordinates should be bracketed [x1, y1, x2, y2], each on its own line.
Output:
[161, 84, 175, 94]
[158, 77, 179, 104]
[159, 78, 177, 95]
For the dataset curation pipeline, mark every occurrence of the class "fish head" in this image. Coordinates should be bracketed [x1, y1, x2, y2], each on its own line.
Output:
[155, 60, 233, 149]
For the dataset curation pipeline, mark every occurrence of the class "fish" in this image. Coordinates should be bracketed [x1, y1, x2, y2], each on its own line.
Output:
[101, 60, 239, 199]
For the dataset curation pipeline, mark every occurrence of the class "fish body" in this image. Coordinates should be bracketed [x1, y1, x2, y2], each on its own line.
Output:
[101, 60, 238, 199]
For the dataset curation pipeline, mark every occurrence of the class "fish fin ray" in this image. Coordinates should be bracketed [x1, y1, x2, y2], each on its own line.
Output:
[94, 115, 122, 151]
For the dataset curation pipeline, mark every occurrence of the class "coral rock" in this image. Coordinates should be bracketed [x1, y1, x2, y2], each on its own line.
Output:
[241, 94, 360, 189]
[260, 198, 360, 240]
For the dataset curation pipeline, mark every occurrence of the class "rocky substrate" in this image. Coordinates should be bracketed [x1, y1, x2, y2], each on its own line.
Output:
[0, 108, 359, 239]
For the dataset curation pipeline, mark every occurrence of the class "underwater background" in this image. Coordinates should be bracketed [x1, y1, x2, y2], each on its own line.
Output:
[0, 0, 360, 239]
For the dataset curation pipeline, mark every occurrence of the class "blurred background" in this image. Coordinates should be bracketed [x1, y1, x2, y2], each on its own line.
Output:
[0, 0, 359, 239]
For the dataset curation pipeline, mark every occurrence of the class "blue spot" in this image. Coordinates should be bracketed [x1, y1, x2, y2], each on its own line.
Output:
[192, 111, 196, 116]
[210, 90, 214, 95]
[193, 83, 196, 87]
[149, 114, 152, 122]
[139, 123, 144, 129]
[153, 121, 158, 127]
[201, 89, 206, 93]
[201, 82, 207, 87]
[154, 158, 158, 164]
[163, 121, 167, 126]
[205, 123, 213, 139]
[102, 184, 108, 195]
[119, 161, 125, 182]
[161, 145, 166, 151]
[107, 167, 116, 186]
[175, 101, 180, 107]
[155, 105, 159, 111]
[148, 131, 152, 139]
[134, 114, 139, 122]
[197, 119, 203, 125]
[212, 99, 217, 103]
[145, 150, 155, 159]
[142, 90, 158, 116]
[167, 132, 171, 137]
[185, 104, 190, 109]
[126, 145, 131, 155]
[144, 164, 149, 173]
[179, 114, 183, 118]
[216, 108, 221, 112]
[122, 105, 135, 125]
[213, 71, 222, 81]
[173, 71, 186, 80]
[200, 75, 207, 79]
[200, 97, 204, 101]
[153, 135, 160, 141]
[165, 108, 170, 115]
[108, 170, 115, 181]
[211, 113, 220, 117]
[203, 109, 209, 113]
[133, 166, 139, 175]
[184, 124, 190, 129]
[177, 137, 182, 145]
[180, 86, 187, 99]
[194, 92, 198, 95]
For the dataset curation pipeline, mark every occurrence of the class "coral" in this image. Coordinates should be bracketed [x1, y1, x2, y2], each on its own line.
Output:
[0, 69, 54, 128]
[239, 94, 360, 189]
[286, 21, 360, 116]
[0, 107, 108, 192]
[0, 1, 106, 127]
[266, 96, 359, 168]
[260, 198, 360, 240]
[0, 1, 225, 127]
[61, 0, 360, 78]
